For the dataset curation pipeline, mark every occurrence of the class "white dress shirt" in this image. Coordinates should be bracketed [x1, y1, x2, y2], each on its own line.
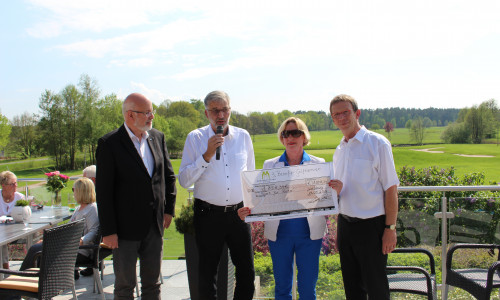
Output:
[333, 126, 399, 219]
[124, 123, 154, 177]
[178, 125, 255, 206]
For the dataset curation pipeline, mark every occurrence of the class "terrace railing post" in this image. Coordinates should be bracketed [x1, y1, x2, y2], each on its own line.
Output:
[441, 192, 448, 300]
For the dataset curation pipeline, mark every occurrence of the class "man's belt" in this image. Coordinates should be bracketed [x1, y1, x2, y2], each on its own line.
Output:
[195, 198, 243, 212]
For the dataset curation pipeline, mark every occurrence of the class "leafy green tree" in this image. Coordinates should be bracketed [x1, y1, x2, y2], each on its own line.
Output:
[10, 112, 38, 158]
[441, 122, 471, 143]
[405, 119, 412, 130]
[248, 112, 265, 135]
[38, 90, 66, 169]
[156, 100, 171, 117]
[262, 112, 279, 133]
[95, 93, 123, 134]
[190, 99, 207, 126]
[230, 111, 251, 131]
[78, 74, 101, 165]
[152, 114, 170, 138]
[165, 101, 201, 126]
[410, 117, 426, 145]
[61, 84, 83, 169]
[0, 113, 11, 153]
[276, 110, 293, 126]
[165, 116, 196, 156]
[466, 106, 487, 144]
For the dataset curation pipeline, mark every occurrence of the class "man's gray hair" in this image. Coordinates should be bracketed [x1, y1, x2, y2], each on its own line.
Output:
[83, 165, 96, 178]
[204, 91, 231, 108]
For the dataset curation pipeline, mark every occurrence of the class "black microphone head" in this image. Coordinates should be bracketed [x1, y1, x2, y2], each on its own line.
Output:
[216, 125, 223, 134]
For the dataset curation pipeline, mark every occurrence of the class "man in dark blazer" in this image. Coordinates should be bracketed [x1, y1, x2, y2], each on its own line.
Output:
[96, 93, 176, 300]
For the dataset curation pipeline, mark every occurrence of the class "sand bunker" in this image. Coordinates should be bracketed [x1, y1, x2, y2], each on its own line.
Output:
[453, 154, 494, 158]
[410, 147, 494, 157]
[410, 148, 445, 153]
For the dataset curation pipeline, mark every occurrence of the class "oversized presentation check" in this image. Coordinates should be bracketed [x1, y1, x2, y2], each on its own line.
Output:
[241, 162, 338, 222]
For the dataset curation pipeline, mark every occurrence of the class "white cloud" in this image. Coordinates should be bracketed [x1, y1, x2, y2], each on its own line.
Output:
[129, 82, 167, 103]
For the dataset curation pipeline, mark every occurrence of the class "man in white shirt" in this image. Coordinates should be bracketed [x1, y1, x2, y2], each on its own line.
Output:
[178, 91, 255, 300]
[329, 94, 399, 299]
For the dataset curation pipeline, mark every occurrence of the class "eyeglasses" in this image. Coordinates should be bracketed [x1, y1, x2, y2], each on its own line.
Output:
[129, 109, 156, 118]
[331, 110, 352, 120]
[281, 129, 303, 138]
[4, 182, 17, 186]
[207, 107, 231, 115]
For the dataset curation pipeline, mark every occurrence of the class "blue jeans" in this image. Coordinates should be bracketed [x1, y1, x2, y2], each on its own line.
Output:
[268, 236, 322, 300]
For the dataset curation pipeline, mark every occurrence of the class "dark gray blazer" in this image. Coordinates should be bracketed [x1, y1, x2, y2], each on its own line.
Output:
[96, 125, 176, 240]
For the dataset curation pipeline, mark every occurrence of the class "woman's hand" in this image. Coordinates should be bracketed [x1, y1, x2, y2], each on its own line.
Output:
[237, 207, 251, 221]
[328, 179, 343, 195]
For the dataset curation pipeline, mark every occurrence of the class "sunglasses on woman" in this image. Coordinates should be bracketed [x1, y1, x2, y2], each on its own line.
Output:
[281, 129, 303, 138]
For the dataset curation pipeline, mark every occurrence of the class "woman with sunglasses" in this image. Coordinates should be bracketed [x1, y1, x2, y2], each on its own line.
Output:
[0, 171, 25, 269]
[239, 117, 342, 300]
[20, 177, 99, 280]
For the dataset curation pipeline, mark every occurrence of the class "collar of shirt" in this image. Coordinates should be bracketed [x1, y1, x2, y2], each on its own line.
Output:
[209, 125, 233, 140]
[340, 125, 367, 146]
[124, 122, 150, 142]
[278, 150, 311, 166]
[123, 123, 154, 177]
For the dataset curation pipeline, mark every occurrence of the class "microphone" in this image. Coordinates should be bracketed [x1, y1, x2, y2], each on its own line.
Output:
[216, 125, 223, 160]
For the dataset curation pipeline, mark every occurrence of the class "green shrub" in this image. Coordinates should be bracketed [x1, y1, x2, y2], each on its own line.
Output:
[254, 252, 274, 297]
[174, 204, 194, 235]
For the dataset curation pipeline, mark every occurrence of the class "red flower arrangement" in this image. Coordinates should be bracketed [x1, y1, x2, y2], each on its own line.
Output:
[45, 171, 69, 195]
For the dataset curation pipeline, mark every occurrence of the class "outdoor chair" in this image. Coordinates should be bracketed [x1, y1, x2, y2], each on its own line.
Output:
[444, 243, 500, 300]
[75, 231, 113, 300]
[0, 219, 85, 299]
[387, 248, 437, 300]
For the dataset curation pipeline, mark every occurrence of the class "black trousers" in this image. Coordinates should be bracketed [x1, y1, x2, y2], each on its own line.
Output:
[338, 214, 389, 300]
[194, 200, 255, 300]
[113, 223, 163, 300]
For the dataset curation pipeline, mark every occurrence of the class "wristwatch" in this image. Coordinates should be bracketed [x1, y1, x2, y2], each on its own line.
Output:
[385, 224, 396, 230]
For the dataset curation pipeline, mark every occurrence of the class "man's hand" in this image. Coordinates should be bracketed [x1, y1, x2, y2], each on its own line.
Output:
[237, 207, 251, 221]
[328, 179, 343, 195]
[102, 234, 119, 249]
[382, 229, 397, 254]
[163, 214, 173, 229]
[202, 134, 224, 162]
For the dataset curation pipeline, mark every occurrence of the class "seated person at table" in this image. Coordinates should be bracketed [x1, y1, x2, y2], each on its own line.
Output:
[19, 177, 99, 280]
[83, 165, 96, 185]
[0, 171, 25, 269]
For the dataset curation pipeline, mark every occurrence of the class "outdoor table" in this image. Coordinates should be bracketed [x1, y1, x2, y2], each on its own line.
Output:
[0, 207, 73, 279]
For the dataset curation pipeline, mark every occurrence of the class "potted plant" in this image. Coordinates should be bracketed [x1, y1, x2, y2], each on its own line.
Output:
[11, 200, 31, 223]
[44, 171, 69, 207]
[175, 203, 234, 300]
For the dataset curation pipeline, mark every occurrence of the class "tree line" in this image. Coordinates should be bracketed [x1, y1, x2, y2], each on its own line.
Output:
[1, 74, 497, 170]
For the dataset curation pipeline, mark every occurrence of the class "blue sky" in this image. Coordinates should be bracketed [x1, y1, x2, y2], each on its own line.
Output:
[2, 0, 500, 120]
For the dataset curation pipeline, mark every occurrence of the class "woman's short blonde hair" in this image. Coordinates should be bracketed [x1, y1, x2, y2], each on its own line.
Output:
[0, 171, 17, 186]
[277, 117, 311, 146]
[73, 177, 96, 205]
